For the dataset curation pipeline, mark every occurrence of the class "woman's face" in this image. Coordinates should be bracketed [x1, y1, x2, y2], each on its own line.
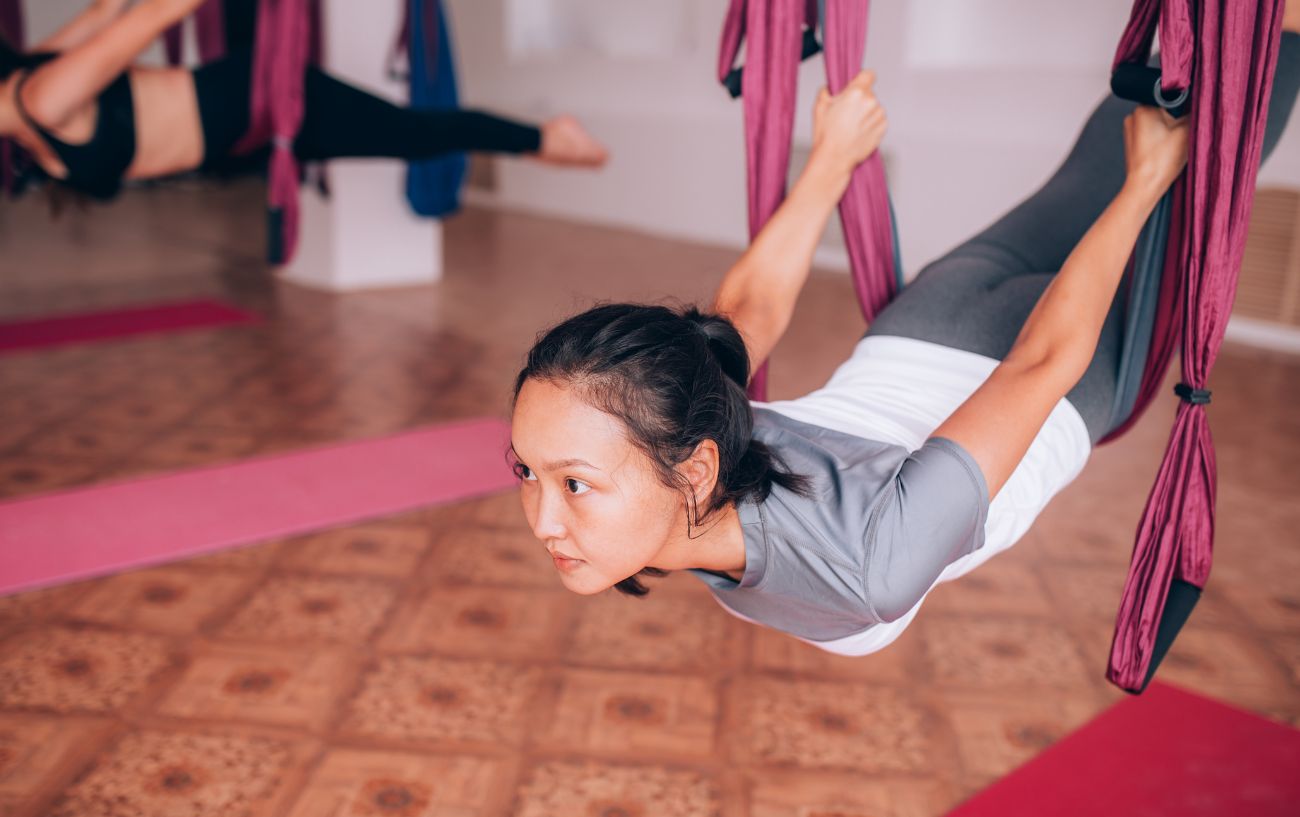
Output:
[510, 377, 683, 594]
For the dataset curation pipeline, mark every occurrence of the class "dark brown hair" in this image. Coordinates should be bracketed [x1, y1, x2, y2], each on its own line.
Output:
[514, 302, 808, 596]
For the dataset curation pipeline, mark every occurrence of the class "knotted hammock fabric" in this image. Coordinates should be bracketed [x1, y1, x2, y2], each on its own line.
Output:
[231, 0, 314, 265]
[722, 0, 1287, 692]
[1104, 0, 1286, 692]
[718, 0, 898, 400]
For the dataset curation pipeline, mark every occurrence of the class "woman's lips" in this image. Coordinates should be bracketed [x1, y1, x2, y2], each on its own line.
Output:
[550, 552, 584, 573]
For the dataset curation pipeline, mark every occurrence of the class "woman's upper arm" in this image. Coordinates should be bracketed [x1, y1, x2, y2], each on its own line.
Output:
[711, 287, 784, 381]
[21, 0, 196, 127]
[931, 355, 1075, 500]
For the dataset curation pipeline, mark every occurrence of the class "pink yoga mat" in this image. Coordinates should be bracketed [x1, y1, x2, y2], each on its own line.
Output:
[946, 681, 1300, 816]
[0, 299, 259, 353]
[0, 418, 517, 595]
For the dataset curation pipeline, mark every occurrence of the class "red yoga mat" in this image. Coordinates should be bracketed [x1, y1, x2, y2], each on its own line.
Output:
[946, 681, 1300, 817]
[0, 418, 517, 595]
[0, 300, 259, 353]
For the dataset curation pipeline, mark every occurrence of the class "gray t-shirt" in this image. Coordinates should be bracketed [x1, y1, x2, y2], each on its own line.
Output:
[689, 407, 990, 642]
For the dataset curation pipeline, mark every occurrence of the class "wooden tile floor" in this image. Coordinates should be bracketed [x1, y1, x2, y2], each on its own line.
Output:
[0, 180, 1296, 816]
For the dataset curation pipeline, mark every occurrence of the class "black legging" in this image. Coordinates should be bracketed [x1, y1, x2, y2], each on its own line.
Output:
[193, 50, 540, 170]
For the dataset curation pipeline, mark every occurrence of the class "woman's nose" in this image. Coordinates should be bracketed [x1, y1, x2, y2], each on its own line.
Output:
[527, 488, 567, 542]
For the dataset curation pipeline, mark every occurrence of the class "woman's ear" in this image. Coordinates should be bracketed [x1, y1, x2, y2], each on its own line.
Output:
[679, 440, 721, 509]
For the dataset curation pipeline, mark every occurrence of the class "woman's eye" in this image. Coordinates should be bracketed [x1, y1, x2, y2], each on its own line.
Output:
[514, 463, 537, 481]
[565, 478, 591, 495]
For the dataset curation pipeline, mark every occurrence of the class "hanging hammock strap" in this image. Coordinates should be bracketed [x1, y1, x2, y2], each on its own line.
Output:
[1105, 0, 1286, 693]
[718, 0, 899, 401]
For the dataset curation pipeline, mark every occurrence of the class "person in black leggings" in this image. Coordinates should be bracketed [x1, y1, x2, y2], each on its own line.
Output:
[0, 0, 606, 202]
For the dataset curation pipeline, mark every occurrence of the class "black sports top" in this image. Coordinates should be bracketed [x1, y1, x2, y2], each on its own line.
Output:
[13, 69, 136, 200]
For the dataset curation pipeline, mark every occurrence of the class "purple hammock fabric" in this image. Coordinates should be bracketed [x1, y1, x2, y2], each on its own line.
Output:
[164, 0, 228, 66]
[721, 0, 1287, 692]
[1104, 0, 1287, 692]
[718, 0, 898, 401]
[232, 0, 315, 265]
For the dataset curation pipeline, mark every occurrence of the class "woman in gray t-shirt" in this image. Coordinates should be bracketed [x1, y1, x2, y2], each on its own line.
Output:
[508, 34, 1299, 646]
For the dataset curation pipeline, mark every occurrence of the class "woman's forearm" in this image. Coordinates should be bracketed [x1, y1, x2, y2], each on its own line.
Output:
[712, 150, 850, 365]
[1006, 178, 1166, 381]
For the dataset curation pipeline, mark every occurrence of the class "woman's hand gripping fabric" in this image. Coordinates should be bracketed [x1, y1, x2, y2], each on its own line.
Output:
[811, 69, 888, 178]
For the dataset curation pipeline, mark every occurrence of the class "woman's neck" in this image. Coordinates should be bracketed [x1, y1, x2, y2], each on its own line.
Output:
[650, 501, 748, 575]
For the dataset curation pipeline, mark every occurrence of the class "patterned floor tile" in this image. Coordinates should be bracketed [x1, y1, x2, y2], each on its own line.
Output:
[724, 678, 932, 773]
[1128, 626, 1296, 713]
[0, 455, 100, 498]
[456, 490, 531, 530]
[1272, 635, 1300, 686]
[534, 669, 719, 760]
[567, 592, 747, 674]
[923, 557, 1055, 618]
[186, 399, 302, 433]
[920, 615, 1092, 690]
[0, 627, 176, 713]
[1028, 512, 1134, 567]
[0, 712, 115, 816]
[218, 575, 400, 645]
[745, 770, 957, 817]
[378, 586, 572, 661]
[66, 566, 256, 635]
[340, 655, 545, 748]
[0, 583, 95, 624]
[177, 540, 284, 573]
[73, 392, 205, 431]
[283, 749, 515, 817]
[276, 524, 431, 579]
[1210, 571, 1300, 633]
[423, 526, 558, 589]
[933, 692, 1103, 780]
[130, 427, 261, 469]
[748, 624, 924, 684]
[45, 728, 313, 817]
[19, 424, 150, 461]
[154, 644, 354, 730]
[512, 760, 720, 817]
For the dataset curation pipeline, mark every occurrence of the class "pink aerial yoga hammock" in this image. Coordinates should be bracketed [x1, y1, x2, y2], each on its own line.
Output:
[721, 0, 1288, 692]
[164, 0, 228, 66]
[720, 0, 898, 400]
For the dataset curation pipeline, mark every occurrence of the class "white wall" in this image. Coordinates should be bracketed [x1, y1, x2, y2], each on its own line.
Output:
[20, 0, 1300, 277]
[448, 0, 1300, 276]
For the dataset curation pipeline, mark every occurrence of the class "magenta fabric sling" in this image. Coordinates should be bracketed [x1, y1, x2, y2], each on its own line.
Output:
[164, 0, 228, 66]
[1105, 0, 1287, 692]
[233, 0, 314, 265]
[718, 0, 898, 401]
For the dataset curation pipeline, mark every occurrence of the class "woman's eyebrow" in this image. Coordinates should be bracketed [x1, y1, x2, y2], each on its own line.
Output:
[508, 444, 602, 473]
[542, 457, 602, 472]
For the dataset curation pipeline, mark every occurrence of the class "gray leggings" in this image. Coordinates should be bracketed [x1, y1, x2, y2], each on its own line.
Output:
[868, 32, 1300, 442]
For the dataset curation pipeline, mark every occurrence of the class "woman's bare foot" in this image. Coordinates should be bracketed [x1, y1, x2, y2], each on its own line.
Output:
[1285, 0, 1299, 34]
[535, 115, 609, 168]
